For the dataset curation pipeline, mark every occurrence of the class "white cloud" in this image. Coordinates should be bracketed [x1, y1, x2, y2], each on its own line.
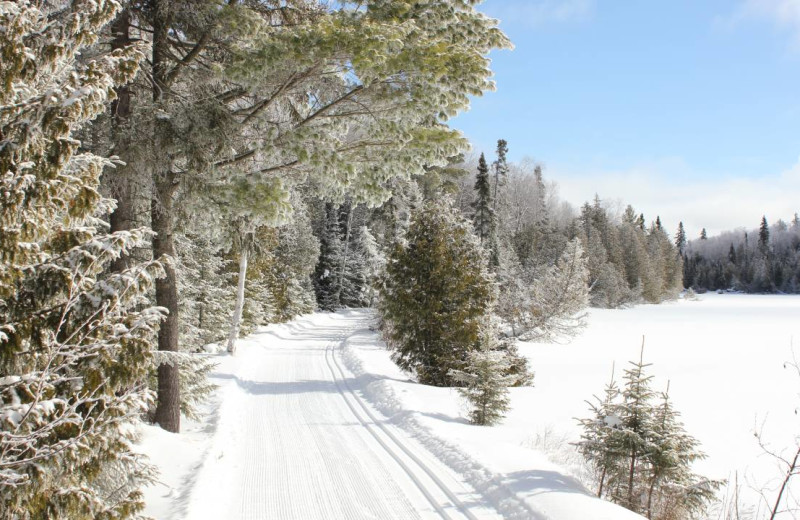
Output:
[727, 0, 800, 44]
[551, 157, 800, 238]
[489, 0, 594, 27]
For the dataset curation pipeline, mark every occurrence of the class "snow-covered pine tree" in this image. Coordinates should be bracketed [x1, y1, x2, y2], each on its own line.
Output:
[492, 139, 509, 213]
[473, 153, 495, 247]
[759, 215, 771, 257]
[356, 226, 386, 307]
[577, 347, 719, 519]
[379, 200, 496, 386]
[675, 222, 687, 255]
[339, 225, 384, 308]
[314, 203, 345, 311]
[645, 384, 720, 520]
[270, 196, 319, 321]
[0, 2, 164, 516]
[576, 365, 625, 499]
[448, 325, 517, 426]
[616, 346, 657, 512]
[176, 231, 234, 348]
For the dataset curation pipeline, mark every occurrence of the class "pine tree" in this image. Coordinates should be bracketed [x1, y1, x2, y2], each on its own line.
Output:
[473, 153, 495, 246]
[674, 222, 686, 254]
[576, 365, 625, 498]
[448, 325, 516, 426]
[759, 215, 771, 257]
[492, 139, 509, 212]
[1, 2, 163, 516]
[342, 226, 384, 308]
[176, 232, 234, 348]
[617, 346, 657, 511]
[577, 348, 720, 519]
[314, 203, 345, 311]
[379, 200, 495, 386]
[700, 228, 708, 240]
[646, 384, 720, 519]
[270, 197, 320, 321]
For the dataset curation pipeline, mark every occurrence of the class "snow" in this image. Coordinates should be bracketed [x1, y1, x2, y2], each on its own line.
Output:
[139, 314, 503, 519]
[139, 294, 799, 519]
[518, 293, 800, 518]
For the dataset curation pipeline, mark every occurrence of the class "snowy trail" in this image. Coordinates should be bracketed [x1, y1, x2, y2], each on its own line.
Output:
[177, 312, 500, 520]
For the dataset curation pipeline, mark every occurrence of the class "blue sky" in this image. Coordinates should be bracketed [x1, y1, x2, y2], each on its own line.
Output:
[451, 0, 800, 236]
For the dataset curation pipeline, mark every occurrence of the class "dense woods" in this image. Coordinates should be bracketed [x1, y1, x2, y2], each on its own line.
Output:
[683, 215, 800, 293]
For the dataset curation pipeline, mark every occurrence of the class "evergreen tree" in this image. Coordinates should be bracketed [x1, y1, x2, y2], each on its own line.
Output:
[314, 203, 345, 311]
[270, 197, 320, 321]
[759, 215, 771, 257]
[576, 365, 625, 499]
[492, 139, 509, 212]
[0, 2, 163, 516]
[645, 385, 720, 519]
[616, 347, 657, 511]
[577, 348, 720, 519]
[448, 325, 516, 426]
[473, 153, 495, 246]
[675, 222, 686, 254]
[379, 200, 495, 386]
[700, 228, 708, 240]
[176, 232, 234, 348]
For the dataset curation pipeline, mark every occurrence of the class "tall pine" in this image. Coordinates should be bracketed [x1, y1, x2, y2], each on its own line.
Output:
[472, 153, 495, 246]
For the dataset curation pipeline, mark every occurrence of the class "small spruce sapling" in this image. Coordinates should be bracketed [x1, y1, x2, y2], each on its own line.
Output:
[449, 326, 517, 426]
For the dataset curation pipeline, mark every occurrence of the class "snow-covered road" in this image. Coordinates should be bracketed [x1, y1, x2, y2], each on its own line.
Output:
[176, 312, 501, 520]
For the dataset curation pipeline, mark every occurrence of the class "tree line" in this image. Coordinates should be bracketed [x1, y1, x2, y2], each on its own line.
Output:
[683, 215, 800, 293]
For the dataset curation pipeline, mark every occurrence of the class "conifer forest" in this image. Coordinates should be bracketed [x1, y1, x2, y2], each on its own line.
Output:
[1, 2, 798, 520]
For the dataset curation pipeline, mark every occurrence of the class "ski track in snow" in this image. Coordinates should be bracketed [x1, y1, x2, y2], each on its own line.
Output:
[174, 312, 501, 520]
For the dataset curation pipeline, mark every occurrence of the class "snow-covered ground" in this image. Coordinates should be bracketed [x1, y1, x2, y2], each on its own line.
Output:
[138, 294, 799, 519]
[518, 293, 800, 519]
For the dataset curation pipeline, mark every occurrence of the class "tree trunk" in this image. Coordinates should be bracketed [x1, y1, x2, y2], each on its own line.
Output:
[227, 246, 249, 354]
[646, 475, 657, 519]
[627, 450, 637, 511]
[151, 169, 180, 433]
[108, 8, 135, 273]
[597, 466, 606, 497]
[151, 0, 181, 433]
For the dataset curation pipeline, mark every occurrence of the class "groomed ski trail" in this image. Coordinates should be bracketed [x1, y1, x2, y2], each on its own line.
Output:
[177, 312, 501, 520]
